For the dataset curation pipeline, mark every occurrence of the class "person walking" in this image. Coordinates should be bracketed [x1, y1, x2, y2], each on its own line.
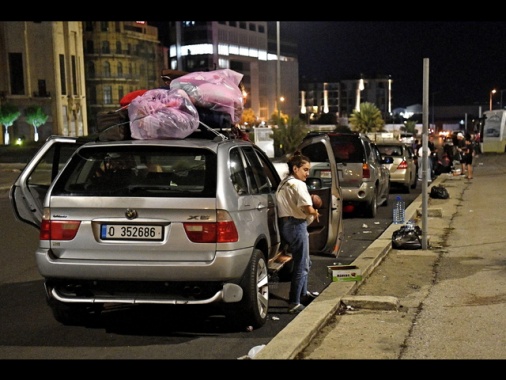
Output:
[461, 136, 474, 180]
[456, 132, 467, 175]
[276, 152, 320, 314]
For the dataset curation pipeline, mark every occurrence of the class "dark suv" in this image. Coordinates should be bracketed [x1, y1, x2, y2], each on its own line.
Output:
[298, 132, 391, 218]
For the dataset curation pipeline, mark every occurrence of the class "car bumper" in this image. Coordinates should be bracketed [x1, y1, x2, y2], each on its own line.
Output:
[340, 182, 375, 203]
[36, 247, 252, 282]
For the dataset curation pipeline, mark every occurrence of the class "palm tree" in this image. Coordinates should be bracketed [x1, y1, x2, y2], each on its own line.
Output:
[349, 102, 385, 133]
[270, 115, 308, 157]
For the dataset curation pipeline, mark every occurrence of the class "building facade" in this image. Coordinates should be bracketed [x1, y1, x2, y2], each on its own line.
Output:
[83, 21, 167, 132]
[300, 75, 393, 126]
[0, 21, 87, 144]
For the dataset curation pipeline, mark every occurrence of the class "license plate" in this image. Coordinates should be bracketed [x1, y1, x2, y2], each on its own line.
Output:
[100, 224, 163, 241]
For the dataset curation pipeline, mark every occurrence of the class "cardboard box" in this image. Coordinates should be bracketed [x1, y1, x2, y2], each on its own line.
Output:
[328, 265, 362, 282]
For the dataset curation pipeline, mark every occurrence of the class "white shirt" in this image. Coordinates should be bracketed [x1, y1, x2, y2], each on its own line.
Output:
[276, 175, 312, 221]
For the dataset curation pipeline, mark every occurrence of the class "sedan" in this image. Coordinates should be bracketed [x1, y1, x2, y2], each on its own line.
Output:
[376, 139, 417, 193]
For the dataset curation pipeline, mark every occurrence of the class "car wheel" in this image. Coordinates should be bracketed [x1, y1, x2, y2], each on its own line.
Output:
[365, 188, 378, 218]
[226, 249, 269, 329]
[410, 175, 417, 189]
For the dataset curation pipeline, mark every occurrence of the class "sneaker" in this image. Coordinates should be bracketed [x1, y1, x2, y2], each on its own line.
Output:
[288, 304, 305, 314]
[306, 291, 319, 299]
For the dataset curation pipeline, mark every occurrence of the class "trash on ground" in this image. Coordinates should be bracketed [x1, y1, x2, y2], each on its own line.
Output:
[247, 344, 266, 359]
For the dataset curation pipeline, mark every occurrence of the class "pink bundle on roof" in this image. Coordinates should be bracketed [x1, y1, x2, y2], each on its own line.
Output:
[128, 88, 199, 140]
[170, 69, 244, 123]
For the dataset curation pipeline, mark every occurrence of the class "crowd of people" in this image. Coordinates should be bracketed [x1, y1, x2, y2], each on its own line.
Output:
[413, 131, 479, 181]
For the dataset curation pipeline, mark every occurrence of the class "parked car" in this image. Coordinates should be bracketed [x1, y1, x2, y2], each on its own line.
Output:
[375, 139, 417, 193]
[10, 128, 344, 330]
[297, 132, 391, 218]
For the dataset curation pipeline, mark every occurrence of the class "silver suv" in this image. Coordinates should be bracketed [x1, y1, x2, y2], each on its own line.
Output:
[10, 130, 343, 329]
[299, 132, 391, 218]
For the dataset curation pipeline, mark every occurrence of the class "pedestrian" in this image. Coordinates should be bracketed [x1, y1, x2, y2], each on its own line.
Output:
[461, 136, 474, 180]
[456, 132, 467, 175]
[428, 134, 438, 178]
[276, 151, 320, 314]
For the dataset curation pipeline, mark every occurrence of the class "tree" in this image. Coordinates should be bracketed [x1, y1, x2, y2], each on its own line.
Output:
[0, 103, 21, 145]
[270, 115, 308, 157]
[24, 106, 49, 142]
[240, 108, 258, 127]
[348, 102, 385, 133]
[403, 120, 417, 135]
[270, 111, 290, 129]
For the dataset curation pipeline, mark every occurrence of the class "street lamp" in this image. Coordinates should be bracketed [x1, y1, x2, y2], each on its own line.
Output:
[276, 96, 284, 124]
[490, 89, 497, 111]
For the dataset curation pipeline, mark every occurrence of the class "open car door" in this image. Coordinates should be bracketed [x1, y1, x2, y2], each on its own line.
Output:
[9, 136, 87, 229]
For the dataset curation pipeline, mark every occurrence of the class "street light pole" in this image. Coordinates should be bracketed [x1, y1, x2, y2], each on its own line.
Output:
[490, 89, 497, 111]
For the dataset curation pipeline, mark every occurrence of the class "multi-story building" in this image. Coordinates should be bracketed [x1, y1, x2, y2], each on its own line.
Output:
[82, 21, 166, 132]
[0, 21, 87, 144]
[300, 75, 393, 126]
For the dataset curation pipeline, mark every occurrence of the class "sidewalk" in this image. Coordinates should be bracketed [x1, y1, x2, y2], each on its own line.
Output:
[255, 153, 506, 359]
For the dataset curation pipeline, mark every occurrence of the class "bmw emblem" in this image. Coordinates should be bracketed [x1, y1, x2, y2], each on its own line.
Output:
[125, 208, 138, 219]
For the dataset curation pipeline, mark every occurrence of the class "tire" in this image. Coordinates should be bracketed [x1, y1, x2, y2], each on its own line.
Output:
[365, 188, 378, 218]
[225, 249, 269, 329]
[410, 174, 417, 189]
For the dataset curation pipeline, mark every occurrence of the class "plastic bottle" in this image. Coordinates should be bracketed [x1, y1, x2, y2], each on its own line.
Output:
[393, 196, 405, 224]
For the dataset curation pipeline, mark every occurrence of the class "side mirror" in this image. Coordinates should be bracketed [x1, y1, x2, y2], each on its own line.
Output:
[307, 177, 322, 190]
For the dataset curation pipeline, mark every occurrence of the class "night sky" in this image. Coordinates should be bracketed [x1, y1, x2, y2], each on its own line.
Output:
[150, 19, 506, 110]
[280, 21, 506, 109]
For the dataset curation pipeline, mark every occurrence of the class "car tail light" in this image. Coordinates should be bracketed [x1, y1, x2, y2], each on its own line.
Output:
[397, 160, 408, 170]
[362, 163, 371, 179]
[183, 210, 238, 243]
[40, 220, 81, 241]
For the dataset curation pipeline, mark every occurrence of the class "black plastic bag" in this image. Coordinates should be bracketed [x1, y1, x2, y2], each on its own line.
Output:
[392, 223, 422, 250]
[430, 185, 449, 199]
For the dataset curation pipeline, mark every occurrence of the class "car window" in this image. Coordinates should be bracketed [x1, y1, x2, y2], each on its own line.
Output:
[377, 145, 402, 156]
[371, 144, 383, 164]
[229, 147, 249, 195]
[51, 145, 217, 197]
[329, 135, 364, 163]
[243, 146, 271, 194]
